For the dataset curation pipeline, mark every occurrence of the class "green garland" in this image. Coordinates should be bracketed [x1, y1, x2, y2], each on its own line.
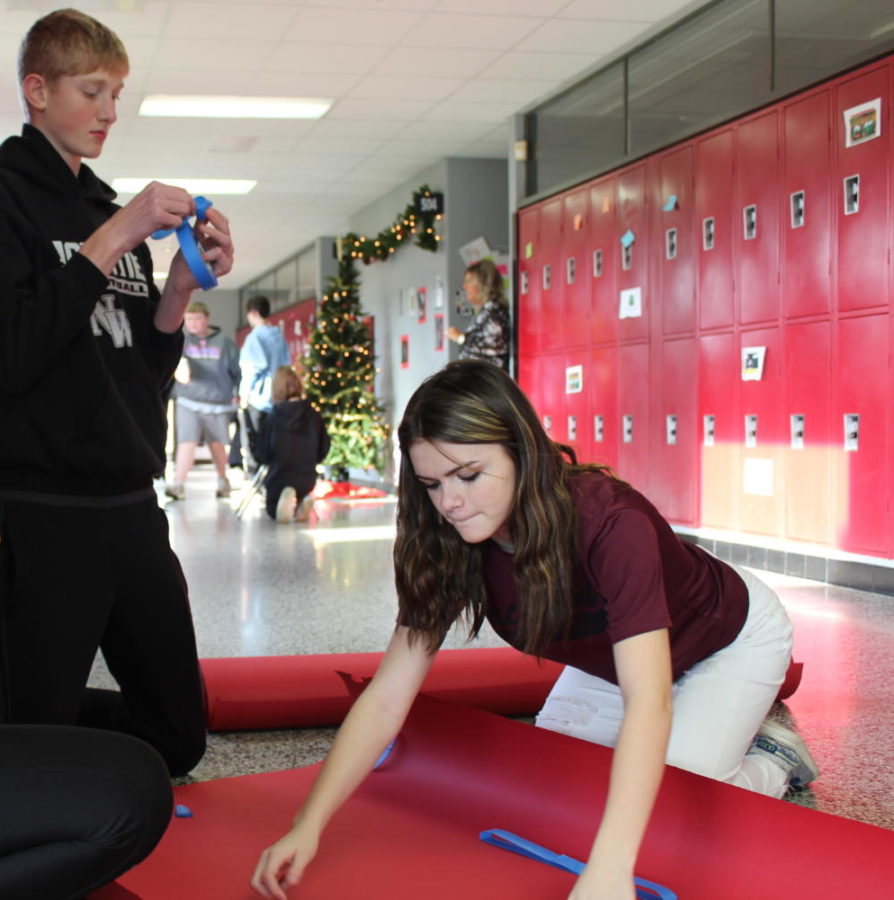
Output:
[339, 184, 442, 264]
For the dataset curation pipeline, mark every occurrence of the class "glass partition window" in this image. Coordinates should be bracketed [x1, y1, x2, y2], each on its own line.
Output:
[775, 0, 894, 93]
[628, 0, 770, 156]
[533, 62, 625, 197]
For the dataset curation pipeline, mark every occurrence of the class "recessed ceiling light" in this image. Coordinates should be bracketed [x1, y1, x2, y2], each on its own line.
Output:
[111, 178, 257, 195]
[138, 95, 332, 119]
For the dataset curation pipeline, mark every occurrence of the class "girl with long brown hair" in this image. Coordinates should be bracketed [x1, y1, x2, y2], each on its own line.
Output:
[253, 360, 816, 900]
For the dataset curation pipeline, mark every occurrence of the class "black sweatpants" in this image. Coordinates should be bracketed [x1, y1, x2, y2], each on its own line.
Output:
[0, 494, 206, 776]
[0, 725, 172, 900]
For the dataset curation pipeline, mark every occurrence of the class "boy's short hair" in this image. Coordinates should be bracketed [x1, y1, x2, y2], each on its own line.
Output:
[186, 301, 210, 316]
[245, 295, 271, 319]
[18, 8, 129, 86]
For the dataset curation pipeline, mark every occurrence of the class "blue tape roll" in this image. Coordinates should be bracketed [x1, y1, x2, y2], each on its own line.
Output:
[151, 195, 218, 291]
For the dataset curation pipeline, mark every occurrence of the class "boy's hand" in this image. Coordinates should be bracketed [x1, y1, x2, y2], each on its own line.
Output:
[166, 205, 234, 294]
[80, 181, 195, 275]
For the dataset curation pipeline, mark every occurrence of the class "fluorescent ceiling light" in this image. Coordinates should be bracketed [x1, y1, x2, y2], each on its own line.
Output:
[112, 177, 256, 195]
[139, 95, 332, 119]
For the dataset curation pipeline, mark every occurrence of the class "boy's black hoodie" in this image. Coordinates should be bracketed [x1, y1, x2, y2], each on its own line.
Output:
[0, 125, 182, 496]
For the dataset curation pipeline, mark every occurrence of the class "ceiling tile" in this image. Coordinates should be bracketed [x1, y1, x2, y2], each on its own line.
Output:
[285, 8, 423, 44]
[349, 75, 464, 101]
[516, 18, 647, 54]
[402, 12, 542, 49]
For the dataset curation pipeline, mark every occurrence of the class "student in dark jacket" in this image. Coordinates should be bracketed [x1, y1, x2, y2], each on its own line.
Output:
[257, 367, 330, 523]
[0, 9, 233, 777]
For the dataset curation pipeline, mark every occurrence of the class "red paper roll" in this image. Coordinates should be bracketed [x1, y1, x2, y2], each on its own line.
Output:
[95, 694, 891, 900]
[201, 647, 563, 731]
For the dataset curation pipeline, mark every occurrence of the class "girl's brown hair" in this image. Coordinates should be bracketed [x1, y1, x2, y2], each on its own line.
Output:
[272, 366, 301, 405]
[395, 360, 594, 655]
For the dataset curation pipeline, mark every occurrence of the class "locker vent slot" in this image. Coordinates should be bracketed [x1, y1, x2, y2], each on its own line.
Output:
[622, 244, 633, 271]
[745, 414, 758, 448]
[702, 217, 715, 251]
[542, 264, 552, 290]
[593, 249, 603, 278]
[703, 414, 715, 447]
[594, 414, 605, 443]
[567, 415, 577, 441]
[520, 271, 529, 296]
[622, 414, 634, 443]
[566, 257, 576, 285]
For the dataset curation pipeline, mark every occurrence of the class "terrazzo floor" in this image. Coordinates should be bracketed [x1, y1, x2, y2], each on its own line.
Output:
[90, 463, 894, 833]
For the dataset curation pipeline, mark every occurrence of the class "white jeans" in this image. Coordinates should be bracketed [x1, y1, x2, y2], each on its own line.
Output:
[535, 565, 794, 798]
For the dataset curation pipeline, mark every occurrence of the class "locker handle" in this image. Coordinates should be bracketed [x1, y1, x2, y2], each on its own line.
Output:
[843, 175, 859, 216]
[743, 205, 757, 240]
[702, 217, 715, 251]
[790, 191, 805, 229]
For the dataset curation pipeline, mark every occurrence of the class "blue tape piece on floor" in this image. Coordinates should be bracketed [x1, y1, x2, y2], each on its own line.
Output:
[372, 739, 395, 770]
[175, 804, 194, 818]
[151, 195, 218, 291]
[479, 829, 676, 900]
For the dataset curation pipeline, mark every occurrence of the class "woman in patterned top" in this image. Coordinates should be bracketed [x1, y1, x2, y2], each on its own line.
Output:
[446, 259, 510, 369]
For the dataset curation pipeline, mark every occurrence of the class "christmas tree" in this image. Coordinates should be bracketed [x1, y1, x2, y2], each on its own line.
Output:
[303, 253, 390, 482]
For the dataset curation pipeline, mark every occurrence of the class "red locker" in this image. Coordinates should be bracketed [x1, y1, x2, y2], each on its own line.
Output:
[534, 351, 567, 445]
[735, 111, 781, 325]
[651, 337, 698, 525]
[781, 91, 832, 319]
[738, 327, 785, 538]
[561, 188, 591, 351]
[516, 349, 541, 413]
[617, 165, 650, 343]
[616, 342, 651, 494]
[516, 205, 540, 361]
[538, 197, 565, 353]
[835, 314, 891, 555]
[835, 65, 889, 313]
[698, 332, 740, 531]
[589, 177, 618, 346]
[695, 129, 735, 330]
[589, 346, 618, 471]
[784, 321, 833, 544]
[563, 351, 591, 464]
[655, 147, 696, 336]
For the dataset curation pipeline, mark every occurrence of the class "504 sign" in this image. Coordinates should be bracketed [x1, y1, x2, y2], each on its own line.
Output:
[414, 191, 443, 215]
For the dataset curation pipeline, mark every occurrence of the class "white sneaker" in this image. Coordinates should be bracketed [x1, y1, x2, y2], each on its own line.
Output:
[747, 719, 819, 788]
[295, 495, 314, 523]
[216, 477, 231, 498]
[275, 486, 297, 523]
[165, 481, 185, 501]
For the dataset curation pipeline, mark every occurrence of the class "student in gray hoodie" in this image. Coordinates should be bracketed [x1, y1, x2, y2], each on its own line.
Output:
[166, 300, 241, 499]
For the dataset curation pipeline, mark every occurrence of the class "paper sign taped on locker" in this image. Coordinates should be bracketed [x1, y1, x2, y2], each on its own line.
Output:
[619, 287, 642, 319]
[565, 365, 583, 394]
[743, 458, 774, 497]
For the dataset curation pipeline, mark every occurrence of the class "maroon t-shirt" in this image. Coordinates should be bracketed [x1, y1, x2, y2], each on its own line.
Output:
[484, 471, 749, 684]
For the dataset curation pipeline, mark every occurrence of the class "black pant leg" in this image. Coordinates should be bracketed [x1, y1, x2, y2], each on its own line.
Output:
[0, 501, 114, 726]
[0, 725, 172, 900]
[95, 500, 206, 777]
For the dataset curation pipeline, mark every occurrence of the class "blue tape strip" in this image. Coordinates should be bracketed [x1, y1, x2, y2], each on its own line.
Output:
[479, 829, 677, 900]
[151, 195, 217, 291]
[174, 804, 193, 818]
[372, 739, 396, 770]
[662, 195, 678, 212]
[620, 228, 636, 248]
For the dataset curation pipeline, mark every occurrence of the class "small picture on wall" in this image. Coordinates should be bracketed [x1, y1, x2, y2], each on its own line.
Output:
[844, 98, 881, 147]
[434, 313, 445, 351]
[400, 334, 409, 369]
[417, 286, 428, 323]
